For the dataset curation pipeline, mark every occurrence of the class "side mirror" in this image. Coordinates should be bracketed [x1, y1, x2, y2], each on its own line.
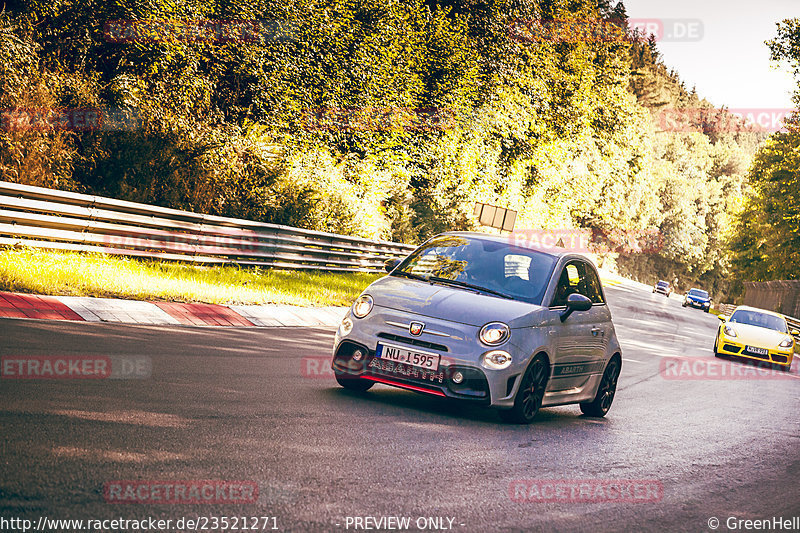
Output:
[718, 315, 728, 322]
[384, 258, 402, 273]
[790, 329, 799, 336]
[560, 293, 593, 322]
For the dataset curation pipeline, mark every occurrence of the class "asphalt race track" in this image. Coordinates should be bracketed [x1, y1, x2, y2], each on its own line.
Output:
[2, 280, 799, 532]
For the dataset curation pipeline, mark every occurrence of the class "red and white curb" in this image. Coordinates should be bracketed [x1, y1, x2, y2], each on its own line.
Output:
[0, 292, 347, 327]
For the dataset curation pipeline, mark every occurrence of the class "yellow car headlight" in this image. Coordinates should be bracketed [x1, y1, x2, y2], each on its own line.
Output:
[723, 325, 737, 337]
[779, 336, 794, 348]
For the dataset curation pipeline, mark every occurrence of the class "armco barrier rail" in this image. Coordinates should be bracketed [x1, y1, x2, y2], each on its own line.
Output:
[716, 303, 737, 316]
[0, 181, 417, 272]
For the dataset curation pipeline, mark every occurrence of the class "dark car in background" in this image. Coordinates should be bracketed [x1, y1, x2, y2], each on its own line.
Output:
[653, 280, 672, 297]
[683, 288, 711, 312]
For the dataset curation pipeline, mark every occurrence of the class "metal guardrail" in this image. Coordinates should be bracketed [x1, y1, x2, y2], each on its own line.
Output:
[716, 303, 737, 316]
[0, 181, 417, 272]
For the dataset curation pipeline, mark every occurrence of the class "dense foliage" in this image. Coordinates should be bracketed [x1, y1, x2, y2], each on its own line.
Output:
[0, 0, 784, 296]
[728, 19, 800, 288]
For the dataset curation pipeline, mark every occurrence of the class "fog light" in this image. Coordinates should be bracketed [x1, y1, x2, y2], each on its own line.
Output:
[352, 349, 364, 361]
[481, 350, 512, 370]
[451, 371, 464, 384]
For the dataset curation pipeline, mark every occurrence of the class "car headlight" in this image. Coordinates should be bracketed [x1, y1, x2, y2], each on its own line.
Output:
[723, 325, 737, 337]
[481, 350, 512, 370]
[479, 322, 510, 346]
[779, 336, 794, 348]
[352, 295, 373, 319]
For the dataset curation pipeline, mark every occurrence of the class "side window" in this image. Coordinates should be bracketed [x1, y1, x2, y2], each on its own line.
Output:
[550, 261, 604, 306]
[551, 262, 581, 307]
[580, 262, 605, 304]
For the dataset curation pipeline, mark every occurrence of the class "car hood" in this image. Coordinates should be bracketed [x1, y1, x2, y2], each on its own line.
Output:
[725, 323, 788, 347]
[365, 275, 544, 328]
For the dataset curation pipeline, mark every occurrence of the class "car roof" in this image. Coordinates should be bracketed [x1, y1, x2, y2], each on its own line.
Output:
[439, 231, 571, 259]
[732, 305, 786, 319]
[689, 287, 707, 292]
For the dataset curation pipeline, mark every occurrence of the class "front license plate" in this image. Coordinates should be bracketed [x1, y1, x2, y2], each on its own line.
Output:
[746, 345, 768, 355]
[376, 343, 440, 371]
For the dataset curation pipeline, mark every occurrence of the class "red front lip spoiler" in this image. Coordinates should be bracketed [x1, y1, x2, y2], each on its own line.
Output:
[361, 376, 446, 397]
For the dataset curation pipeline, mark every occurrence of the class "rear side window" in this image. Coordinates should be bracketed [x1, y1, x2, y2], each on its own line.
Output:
[581, 263, 605, 304]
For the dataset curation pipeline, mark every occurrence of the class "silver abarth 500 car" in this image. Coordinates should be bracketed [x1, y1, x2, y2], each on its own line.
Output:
[331, 232, 622, 423]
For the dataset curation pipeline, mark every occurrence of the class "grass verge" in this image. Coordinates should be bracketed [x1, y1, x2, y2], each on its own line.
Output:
[0, 248, 381, 307]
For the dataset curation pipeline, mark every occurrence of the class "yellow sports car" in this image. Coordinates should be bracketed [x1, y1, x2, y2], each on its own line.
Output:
[714, 306, 798, 370]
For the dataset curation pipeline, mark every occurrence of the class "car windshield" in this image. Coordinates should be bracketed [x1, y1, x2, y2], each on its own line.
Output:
[393, 235, 557, 305]
[729, 310, 788, 333]
[688, 289, 708, 298]
[657, 281, 668, 287]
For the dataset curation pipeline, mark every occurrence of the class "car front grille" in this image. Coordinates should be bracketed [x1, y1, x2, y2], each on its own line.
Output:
[723, 344, 741, 353]
[377, 332, 449, 352]
[365, 356, 489, 399]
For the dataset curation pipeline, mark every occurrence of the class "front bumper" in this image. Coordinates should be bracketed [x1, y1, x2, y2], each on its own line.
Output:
[331, 307, 532, 407]
[716, 336, 794, 366]
[332, 340, 491, 404]
[686, 299, 710, 309]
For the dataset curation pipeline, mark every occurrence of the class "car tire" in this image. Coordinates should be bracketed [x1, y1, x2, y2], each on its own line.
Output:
[682, 302, 687, 307]
[713, 336, 722, 358]
[580, 356, 621, 417]
[704, 308, 709, 313]
[499, 354, 549, 424]
[335, 375, 374, 392]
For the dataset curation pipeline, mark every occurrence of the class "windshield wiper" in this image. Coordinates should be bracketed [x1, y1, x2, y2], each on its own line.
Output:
[428, 276, 514, 300]
[392, 271, 428, 282]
